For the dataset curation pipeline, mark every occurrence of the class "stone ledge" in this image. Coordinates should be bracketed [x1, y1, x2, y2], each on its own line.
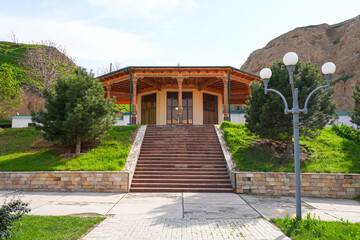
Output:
[0, 171, 129, 193]
[0, 125, 147, 193]
[234, 171, 360, 199]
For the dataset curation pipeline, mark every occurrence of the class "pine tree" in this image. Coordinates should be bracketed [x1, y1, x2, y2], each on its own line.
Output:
[349, 84, 360, 129]
[245, 60, 337, 153]
[32, 67, 116, 154]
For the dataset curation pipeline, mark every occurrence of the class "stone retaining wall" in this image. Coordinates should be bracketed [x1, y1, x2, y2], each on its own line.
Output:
[0, 171, 129, 192]
[235, 172, 360, 199]
[0, 125, 147, 193]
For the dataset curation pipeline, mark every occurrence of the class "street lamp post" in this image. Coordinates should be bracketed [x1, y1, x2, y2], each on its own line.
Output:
[259, 52, 336, 220]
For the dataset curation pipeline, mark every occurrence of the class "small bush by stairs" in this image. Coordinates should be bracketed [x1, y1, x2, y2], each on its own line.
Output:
[130, 125, 233, 192]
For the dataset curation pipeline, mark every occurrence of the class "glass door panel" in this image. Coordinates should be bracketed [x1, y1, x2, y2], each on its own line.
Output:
[166, 92, 193, 125]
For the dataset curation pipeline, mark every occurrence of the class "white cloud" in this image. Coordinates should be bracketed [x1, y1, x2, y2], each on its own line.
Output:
[0, 15, 159, 68]
[87, 0, 198, 19]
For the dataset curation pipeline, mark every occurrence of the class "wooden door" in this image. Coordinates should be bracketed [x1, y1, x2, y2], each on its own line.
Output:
[141, 93, 156, 125]
[203, 93, 218, 124]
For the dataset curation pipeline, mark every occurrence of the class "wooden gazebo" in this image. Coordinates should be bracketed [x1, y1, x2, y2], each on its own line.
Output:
[98, 66, 259, 125]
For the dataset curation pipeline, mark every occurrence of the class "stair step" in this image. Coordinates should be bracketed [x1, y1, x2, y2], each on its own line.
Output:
[133, 174, 229, 179]
[130, 187, 234, 193]
[137, 161, 226, 164]
[139, 153, 223, 156]
[130, 125, 232, 193]
[140, 146, 222, 149]
[139, 150, 223, 153]
[136, 164, 226, 168]
[132, 178, 231, 183]
[133, 171, 229, 175]
[131, 182, 232, 188]
[135, 167, 228, 171]
[138, 157, 224, 161]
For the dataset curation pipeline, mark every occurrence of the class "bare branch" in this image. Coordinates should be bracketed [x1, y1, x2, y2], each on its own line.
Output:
[6, 31, 18, 43]
[95, 61, 122, 77]
[18, 40, 76, 97]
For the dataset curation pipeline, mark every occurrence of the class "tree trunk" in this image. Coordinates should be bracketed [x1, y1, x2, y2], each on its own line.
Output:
[286, 139, 293, 158]
[75, 139, 81, 154]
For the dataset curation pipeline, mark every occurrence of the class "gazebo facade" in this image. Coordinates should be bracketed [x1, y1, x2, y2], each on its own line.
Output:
[98, 66, 259, 125]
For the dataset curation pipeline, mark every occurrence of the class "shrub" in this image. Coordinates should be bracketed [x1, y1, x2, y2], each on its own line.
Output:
[349, 84, 360, 129]
[332, 124, 360, 145]
[333, 38, 340, 45]
[273, 213, 360, 239]
[0, 197, 30, 239]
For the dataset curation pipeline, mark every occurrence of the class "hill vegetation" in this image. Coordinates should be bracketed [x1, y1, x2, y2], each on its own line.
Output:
[221, 122, 360, 173]
[0, 41, 76, 118]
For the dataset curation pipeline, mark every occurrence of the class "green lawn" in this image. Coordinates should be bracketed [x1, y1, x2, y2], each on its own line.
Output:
[0, 125, 138, 171]
[7, 215, 104, 240]
[221, 122, 360, 173]
[272, 214, 360, 240]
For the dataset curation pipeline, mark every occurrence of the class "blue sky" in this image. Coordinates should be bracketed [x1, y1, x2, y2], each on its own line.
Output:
[0, 0, 359, 75]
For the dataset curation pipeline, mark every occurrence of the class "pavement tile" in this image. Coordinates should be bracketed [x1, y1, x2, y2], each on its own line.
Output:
[31, 201, 114, 216]
[184, 192, 246, 204]
[83, 218, 290, 240]
[184, 203, 259, 219]
[58, 192, 125, 203]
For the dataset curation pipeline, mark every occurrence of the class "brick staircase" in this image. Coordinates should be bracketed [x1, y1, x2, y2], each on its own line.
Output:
[130, 125, 233, 192]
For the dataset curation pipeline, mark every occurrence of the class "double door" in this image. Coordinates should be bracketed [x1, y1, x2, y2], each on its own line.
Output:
[167, 92, 193, 125]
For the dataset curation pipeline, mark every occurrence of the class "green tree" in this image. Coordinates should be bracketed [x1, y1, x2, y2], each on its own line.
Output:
[349, 84, 360, 129]
[245, 60, 337, 153]
[114, 104, 130, 112]
[32, 67, 116, 154]
[0, 64, 22, 116]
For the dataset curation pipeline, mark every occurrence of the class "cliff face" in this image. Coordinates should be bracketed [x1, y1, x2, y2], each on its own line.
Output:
[241, 15, 360, 111]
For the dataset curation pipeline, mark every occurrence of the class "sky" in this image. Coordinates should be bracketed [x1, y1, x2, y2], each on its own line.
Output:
[0, 0, 359, 75]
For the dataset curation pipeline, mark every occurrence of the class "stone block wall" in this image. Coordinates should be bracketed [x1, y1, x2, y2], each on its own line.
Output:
[0, 171, 129, 192]
[235, 172, 360, 199]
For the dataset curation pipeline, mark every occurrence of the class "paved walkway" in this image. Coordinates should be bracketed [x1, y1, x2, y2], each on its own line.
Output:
[1, 191, 359, 239]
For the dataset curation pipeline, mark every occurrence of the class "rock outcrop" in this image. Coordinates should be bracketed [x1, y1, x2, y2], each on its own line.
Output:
[241, 15, 360, 111]
[1, 91, 45, 118]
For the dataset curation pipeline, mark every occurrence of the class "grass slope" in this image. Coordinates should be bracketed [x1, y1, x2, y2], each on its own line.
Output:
[0, 41, 32, 68]
[7, 215, 104, 240]
[0, 125, 137, 171]
[272, 214, 360, 240]
[221, 122, 360, 173]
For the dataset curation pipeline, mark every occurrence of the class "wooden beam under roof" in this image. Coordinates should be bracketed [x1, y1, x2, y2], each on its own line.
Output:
[198, 78, 221, 90]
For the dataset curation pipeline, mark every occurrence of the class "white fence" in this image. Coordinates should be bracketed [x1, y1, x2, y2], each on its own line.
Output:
[12, 115, 131, 128]
[11, 113, 357, 128]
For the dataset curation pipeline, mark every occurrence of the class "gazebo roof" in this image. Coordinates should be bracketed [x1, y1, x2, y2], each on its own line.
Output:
[98, 66, 260, 104]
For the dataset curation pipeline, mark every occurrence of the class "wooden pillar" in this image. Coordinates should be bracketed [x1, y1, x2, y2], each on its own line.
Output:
[131, 78, 138, 125]
[223, 78, 229, 121]
[106, 85, 111, 99]
[177, 77, 184, 124]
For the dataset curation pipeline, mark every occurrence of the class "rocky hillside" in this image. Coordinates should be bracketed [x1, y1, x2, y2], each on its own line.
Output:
[241, 15, 360, 111]
[0, 41, 74, 118]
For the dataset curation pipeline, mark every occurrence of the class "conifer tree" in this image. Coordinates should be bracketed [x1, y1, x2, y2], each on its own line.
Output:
[32, 67, 116, 154]
[349, 84, 360, 129]
[245, 60, 337, 153]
